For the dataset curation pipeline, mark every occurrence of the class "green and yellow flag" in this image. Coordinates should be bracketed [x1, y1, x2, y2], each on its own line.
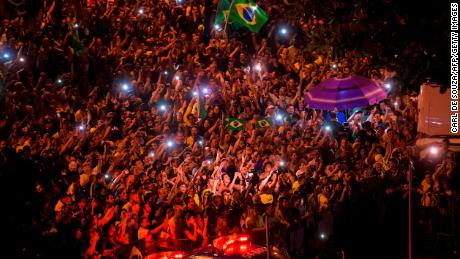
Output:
[256, 117, 272, 128]
[215, 0, 269, 33]
[226, 118, 246, 131]
[198, 91, 208, 119]
[69, 21, 84, 57]
[215, 0, 232, 27]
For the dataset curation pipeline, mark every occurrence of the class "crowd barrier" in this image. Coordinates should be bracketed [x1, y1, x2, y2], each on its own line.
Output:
[415, 193, 460, 236]
[113, 194, 460, 258]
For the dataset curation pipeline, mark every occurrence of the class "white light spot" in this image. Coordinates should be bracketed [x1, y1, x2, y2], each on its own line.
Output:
[429, 146, 439, 155]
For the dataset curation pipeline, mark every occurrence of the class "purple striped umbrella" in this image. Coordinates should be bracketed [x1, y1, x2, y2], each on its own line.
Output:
[304, 75, 388, 110]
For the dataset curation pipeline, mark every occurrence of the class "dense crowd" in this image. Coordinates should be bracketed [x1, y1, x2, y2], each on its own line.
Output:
[0, 0, 456, 258]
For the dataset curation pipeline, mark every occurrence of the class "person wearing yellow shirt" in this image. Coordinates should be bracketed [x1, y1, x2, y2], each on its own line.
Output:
[185, 126, 199, 147]
[183, 97, 199, 127]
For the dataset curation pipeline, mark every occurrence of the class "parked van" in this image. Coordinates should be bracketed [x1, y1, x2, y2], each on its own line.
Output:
[416, 83, 460, 152]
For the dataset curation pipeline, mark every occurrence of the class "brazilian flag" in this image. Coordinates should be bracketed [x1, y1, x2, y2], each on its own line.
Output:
[216, 0, 269, 33]
[226, 118, 246, 131]
[198, 90, 208, 119]
[256, 117, 272, 128]
[215, 0, 232, 27]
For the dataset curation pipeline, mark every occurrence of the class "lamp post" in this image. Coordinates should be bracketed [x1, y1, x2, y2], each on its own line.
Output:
[408, 160, 414, 259]
[265, 215, 270, 259]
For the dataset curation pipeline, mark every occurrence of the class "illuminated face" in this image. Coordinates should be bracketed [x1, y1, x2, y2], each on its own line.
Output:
[120, 190, 127, 200]
[372, 116, 380, 125]
[264, 163, 272, 173]
[188, 198, 195, 208]
[108, 225, 116, 235]
[132, 204, 140, 215]
[213, 195, 222, 206]
[176, 132, 184, 142]
[144, 204, 152, 214]
[355, 113, 362, 120]
[179, 183, 187, 193]
[191, 127, 198, 136]
[131, 193, 140, 203]
[279, 87, 286, 96]
[158, 188, 167, 199]
[69, 161, 78, 172]
[141, 217, 150, 228]
[224, 191, 231, 202]
[106, 195, 115, 205]
[223, 174, 231, 185]
[282, 199, 289, 208]
[213, 106, 220, 114]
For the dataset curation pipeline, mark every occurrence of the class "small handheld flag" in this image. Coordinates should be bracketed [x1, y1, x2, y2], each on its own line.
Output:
[226, 118, 246, 131]
[256, 118, 273, 128]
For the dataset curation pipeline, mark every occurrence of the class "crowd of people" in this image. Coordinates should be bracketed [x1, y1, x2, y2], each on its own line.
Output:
[0, 0, 456, 258]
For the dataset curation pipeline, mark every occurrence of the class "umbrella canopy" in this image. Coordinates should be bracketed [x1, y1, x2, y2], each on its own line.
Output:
[304, 75, 387, 111]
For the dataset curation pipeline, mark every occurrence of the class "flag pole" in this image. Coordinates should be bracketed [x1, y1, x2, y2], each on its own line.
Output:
[223, 0, 235, 35]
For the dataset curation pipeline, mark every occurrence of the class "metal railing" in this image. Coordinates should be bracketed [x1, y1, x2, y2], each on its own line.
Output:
[414, 193, 460, 237]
